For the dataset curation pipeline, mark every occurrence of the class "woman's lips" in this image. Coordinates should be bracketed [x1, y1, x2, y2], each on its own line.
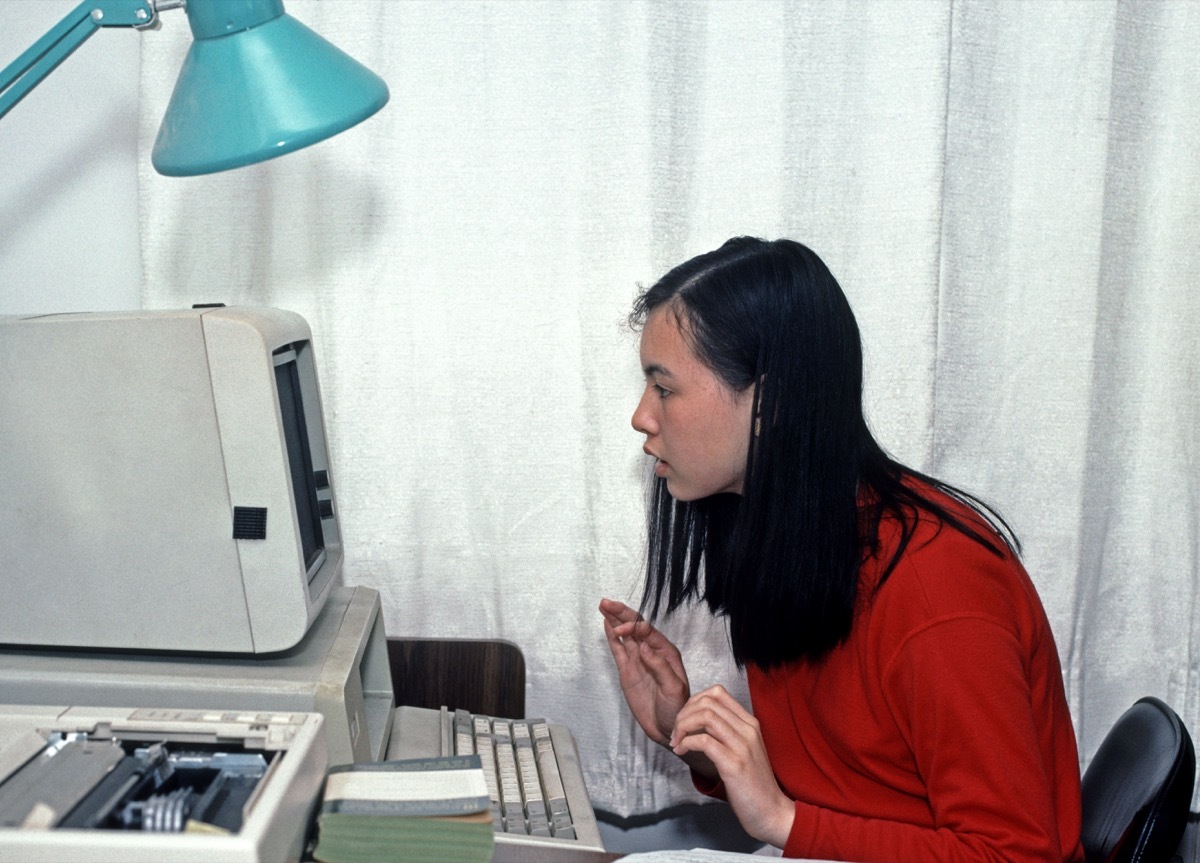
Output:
[644, 446, 668, 476]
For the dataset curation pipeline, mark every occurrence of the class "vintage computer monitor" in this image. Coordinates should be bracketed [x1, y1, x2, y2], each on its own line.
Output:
[0, 307, 341, 654]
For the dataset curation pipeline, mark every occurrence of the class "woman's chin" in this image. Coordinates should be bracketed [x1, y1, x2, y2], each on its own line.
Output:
[664, 477, 744, 502]
[664, 478, 701, 502]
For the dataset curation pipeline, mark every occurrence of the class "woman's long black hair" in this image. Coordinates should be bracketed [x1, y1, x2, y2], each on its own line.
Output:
[632, 237, 1018, 669]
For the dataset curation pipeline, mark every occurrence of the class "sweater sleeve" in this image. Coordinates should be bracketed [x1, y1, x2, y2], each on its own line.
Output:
[783, 615, 1080, 862]
[691, 769, 727, 800]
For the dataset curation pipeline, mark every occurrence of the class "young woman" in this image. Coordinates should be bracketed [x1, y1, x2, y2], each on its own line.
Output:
[600, 237, 1084, 861]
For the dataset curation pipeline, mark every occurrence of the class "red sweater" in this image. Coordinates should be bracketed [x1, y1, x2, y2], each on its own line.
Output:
[703, 501, 1084, 861]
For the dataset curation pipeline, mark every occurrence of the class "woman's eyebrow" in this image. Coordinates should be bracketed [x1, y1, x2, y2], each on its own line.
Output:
[643, 362, 673, 379]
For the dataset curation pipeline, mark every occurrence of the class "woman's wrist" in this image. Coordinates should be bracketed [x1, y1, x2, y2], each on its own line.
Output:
[757, 792, 796, 849]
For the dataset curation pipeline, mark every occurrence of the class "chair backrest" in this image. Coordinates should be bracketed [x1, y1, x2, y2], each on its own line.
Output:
[386, 637, 526, 719]
[1080, 696, 1196, 863]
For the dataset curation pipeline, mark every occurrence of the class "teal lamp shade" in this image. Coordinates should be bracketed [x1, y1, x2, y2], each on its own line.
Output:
[152, 0, 389, 177]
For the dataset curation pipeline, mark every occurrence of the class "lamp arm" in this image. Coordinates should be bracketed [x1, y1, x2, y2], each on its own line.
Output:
[0, 0, 157, 121]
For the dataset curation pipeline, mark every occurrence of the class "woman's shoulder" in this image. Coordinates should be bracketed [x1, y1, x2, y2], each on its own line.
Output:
[862, 478, 1042, 640]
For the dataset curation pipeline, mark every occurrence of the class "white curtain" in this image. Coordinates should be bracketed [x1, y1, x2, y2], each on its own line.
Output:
[139, 0, 1200, 818]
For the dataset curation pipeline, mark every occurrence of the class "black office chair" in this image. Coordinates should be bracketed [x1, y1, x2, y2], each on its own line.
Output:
[1080, 696, 1196, 863]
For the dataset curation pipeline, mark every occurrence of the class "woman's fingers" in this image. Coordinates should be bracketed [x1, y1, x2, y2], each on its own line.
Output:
[599, 598, 693, 747]
[677, 685, 748, 720]
[602, 616, 637, 673]
[600, 600, 651, 644]
[670, 686, 757, 753]
[638, 640, 688, 697]
[598, 597, 641, 627]
[604, 619, 688, 700]
[668, 686, 794, 847]
[599, 599, 683, 666]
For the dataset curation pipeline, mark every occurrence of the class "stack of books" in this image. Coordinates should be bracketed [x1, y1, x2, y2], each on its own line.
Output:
[312, 754, 494, 863]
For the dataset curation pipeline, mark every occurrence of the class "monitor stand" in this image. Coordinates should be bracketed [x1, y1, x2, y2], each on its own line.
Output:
[0, 585, 394, 767]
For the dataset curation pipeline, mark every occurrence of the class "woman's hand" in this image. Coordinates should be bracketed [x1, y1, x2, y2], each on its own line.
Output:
[599, 598, 692, 749]
[670, 685, 796, 848]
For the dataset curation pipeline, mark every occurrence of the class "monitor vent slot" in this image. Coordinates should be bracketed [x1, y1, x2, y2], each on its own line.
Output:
[232, 507, 268, 540]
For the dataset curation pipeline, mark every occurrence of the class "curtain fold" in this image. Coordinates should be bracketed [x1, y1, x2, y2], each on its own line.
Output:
[139, 0, 1200, 817]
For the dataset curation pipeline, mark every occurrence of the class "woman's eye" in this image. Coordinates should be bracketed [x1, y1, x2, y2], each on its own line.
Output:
[655, 385, 671, 398]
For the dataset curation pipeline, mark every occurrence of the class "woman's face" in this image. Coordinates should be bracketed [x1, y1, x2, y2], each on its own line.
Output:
[631, 306, 755, 501]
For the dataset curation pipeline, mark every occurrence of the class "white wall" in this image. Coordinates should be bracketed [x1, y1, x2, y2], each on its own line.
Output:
[0, 0, 142, 314]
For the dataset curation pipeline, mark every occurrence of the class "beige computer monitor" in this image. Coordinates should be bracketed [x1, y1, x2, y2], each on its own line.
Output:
[0, 307, 341, 653]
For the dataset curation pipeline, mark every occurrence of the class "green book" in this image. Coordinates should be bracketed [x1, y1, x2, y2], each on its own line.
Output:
[313, 755, 495, 863]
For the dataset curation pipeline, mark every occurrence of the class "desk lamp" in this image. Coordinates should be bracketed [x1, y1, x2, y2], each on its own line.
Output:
[0, 0, 389, 176]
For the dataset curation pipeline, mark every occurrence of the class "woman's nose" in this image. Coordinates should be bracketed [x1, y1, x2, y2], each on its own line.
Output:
[631, 388, 657, 435]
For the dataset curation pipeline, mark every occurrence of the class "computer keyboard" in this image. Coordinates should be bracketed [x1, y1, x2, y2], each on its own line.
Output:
[388, 704, 609, 862]
[453, 709, 576, 838]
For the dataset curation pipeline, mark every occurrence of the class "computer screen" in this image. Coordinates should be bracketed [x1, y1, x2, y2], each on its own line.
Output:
[275, 347, 326, 575]
[0, 307, 342, 653]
